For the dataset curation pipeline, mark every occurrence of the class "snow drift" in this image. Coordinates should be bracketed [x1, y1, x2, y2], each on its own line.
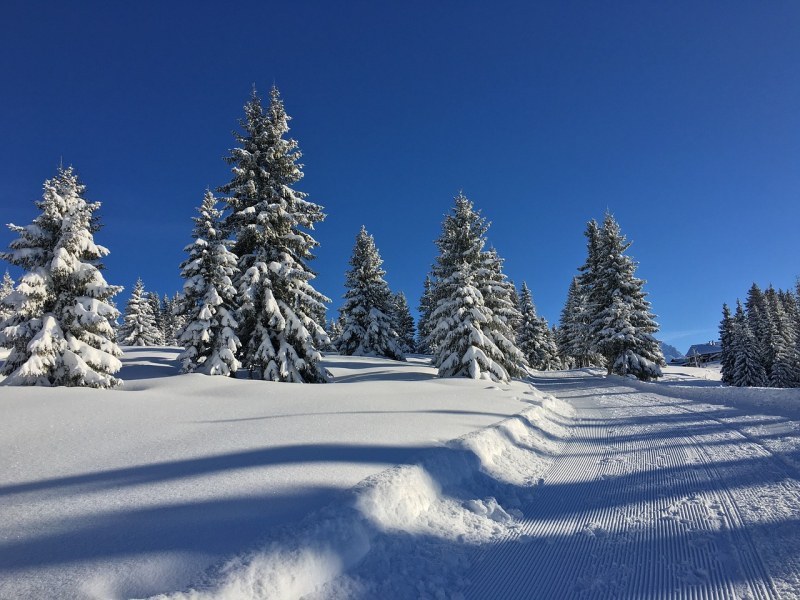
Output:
[148, 389, 574, 600]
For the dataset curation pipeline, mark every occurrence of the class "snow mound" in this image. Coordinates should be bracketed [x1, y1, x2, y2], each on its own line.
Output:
[147, 389, 574, 600]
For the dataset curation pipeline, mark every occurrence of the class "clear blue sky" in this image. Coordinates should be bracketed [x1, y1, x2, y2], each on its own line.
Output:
[2, 1, 799, 352]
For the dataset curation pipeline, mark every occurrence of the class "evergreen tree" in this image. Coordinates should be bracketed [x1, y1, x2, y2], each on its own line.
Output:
[0, 166, 123, 387]
[326, 317, 343, 350]
[0, 270, 14, 326]
[732, 300, 768, 387]
[766, 287, 800, 388]
[118, 279, 162, 346]
[177, 191, 242, 375]
[148, 292, 165, 343]
[518, 282, 560, 371]
[558, 222, 606, 369]
[589, 212, 664, 380]
[719, 303, 735, 385]
[556, 277, 579, 368]
[507, 283, 522, 334]
[428, 194, 527, 381]
[417, 274, 436, 354]
[338, 226, 404, 360]
[219, 86, 330, 382]
[745, 283, 774, 379]
[392, 291, 416, 354]
[477, 248, 524, 347]
[161, 293, 180, 345]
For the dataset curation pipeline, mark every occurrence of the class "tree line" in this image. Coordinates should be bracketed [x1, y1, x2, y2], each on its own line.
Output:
[719, 283, 800, 388]
[1, 86, 666, 388]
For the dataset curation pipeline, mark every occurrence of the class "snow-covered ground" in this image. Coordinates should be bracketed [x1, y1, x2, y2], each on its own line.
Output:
[2, 350, 800, 599]
[0, 348, 571, 599]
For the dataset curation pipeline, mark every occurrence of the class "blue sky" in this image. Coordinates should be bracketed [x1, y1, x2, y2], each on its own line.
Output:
[1, 1, 799, 352]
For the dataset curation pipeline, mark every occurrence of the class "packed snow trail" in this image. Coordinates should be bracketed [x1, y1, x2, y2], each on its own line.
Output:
[465, 371, 800, 599]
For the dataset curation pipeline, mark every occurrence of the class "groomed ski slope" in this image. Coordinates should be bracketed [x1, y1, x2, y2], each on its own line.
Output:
[466, 370, 800, 599]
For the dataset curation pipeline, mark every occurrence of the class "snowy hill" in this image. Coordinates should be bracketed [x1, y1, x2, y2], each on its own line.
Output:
[0, 348, 571, 599]
[3, 348, 800, 599]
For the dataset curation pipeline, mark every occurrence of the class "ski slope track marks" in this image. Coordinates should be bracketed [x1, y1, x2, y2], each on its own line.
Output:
[466, 371, 800, 599]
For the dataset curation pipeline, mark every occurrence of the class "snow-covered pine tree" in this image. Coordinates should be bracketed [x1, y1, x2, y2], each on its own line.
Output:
[589, 212, 664, 380]
[392, 291, 417, 354]
[0, 270, 14, 326]
[517, 282, 560, 371]
[219, 86, 330, 382]
[745, 283, 774, 380]
[556, 277, 579, 368]
[507, 281, 522, 334]
[176, 191, 242, 376]
[147, 292, 165, 344]
[428, 194, 527, 381]
[0, 166, 123, 387]
[118, 279, 163, 346]
[338, 226, 404, 360]
[732, 300, 768, 387]
[477, 248, 524, 341]
[766, 287, 800, 388]
[719, 303, 735, 385]
[416, 274, 436, 354]
[326, 317, 343, 350]
[170, 292, 187, 343]
[161, 293, 179, 345]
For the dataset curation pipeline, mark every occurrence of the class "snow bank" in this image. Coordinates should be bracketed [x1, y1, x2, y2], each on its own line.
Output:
[148, 389, 574, 600]
[629, 376, 800, 420]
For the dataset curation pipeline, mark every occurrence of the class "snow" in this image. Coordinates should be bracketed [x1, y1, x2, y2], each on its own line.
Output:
[3, 349, 800, 598]
[0, 347, 565, 599]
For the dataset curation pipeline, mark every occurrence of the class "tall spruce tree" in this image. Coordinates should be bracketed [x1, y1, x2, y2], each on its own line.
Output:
[219, 86, 330, 382]
[766, 287, 800, 388]
[0, 166, 123, 387]
[417, 274, 436, 354]
[589, 212, 664, 380]
[177, 191, 242, 375]
[719, 303, 735, 385]
[745, 283, 774, 380]
[392, 291, 417, 354]
[118, 279, 162, 346]
[518, 282, 560, 371]
[338, 227, 404, 360]
[732, 300, 768, 387]
[148, 292, 165, 344]
[428, 194, 526, 381]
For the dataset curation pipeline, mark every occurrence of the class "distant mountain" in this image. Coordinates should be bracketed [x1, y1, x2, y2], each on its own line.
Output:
[660, 342, 683, 362]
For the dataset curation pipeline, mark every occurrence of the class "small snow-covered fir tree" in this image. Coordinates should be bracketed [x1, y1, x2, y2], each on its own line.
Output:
[589, 212, 664, 380]
[0, 270, 14, 326]
[220, 86, 330, 382]
[518, 282, 560, 371]
[148, 292, 165, 343]
[417, 274, 436, 354]
[118, 279, 163, 346]
[161, 293, 179, 345]
[0, 166, 123, 387]
[719, 303, 735, 385]
[428, 194, 527, 381]
[177, 191, 242, 376]
[338, 226, 404, 360]
[392, 291, 416, 354]
[732, 300, 768, 387]
[326, 317, 343, 350]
